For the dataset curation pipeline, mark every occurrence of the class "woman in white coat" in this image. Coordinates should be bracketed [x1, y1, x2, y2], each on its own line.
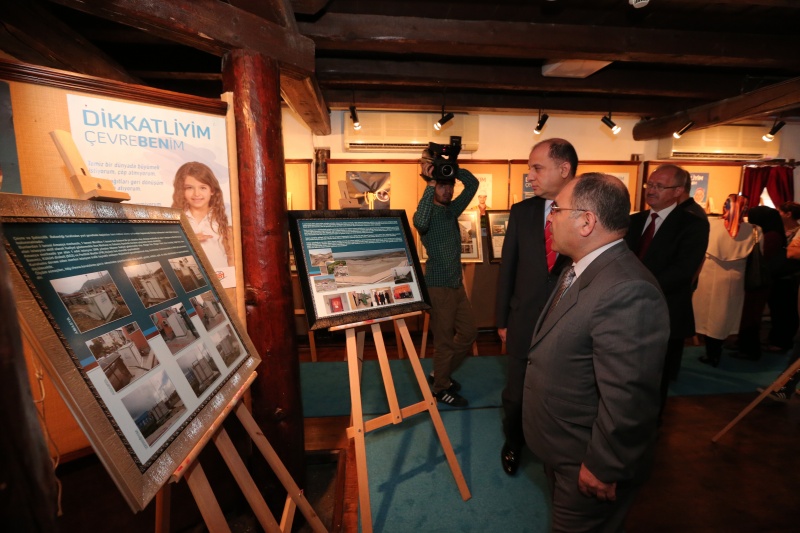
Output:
[693, 194, 761, 367]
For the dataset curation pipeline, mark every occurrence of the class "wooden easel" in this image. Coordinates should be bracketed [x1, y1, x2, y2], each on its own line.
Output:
[330, 311, 471, 533]
[712, 357, 800, 442]
[155, 372, 328, 533]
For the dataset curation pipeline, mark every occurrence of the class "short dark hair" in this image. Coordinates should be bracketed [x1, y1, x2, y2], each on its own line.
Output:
[534, 138, 578, 178]
[572, 173, 631, 233]
[779, 201, 800, 221]
[655, 163, 690, 191]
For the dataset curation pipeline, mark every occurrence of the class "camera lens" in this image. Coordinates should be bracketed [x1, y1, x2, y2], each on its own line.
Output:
[439, 164, 455, 177]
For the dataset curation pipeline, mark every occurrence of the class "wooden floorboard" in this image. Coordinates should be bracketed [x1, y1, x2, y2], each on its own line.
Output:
[302, 331, 800, 533]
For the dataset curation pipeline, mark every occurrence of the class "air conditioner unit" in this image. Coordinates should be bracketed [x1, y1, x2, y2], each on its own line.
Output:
[344, 112, 479, 152]
[657, 124, 779, 161]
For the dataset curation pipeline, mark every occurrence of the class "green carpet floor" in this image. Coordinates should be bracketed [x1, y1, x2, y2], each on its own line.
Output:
[300, 345, 792, 531]
[300, 345, 790, 418]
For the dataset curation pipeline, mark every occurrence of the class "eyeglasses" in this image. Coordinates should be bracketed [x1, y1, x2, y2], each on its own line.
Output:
[644, 182, 681, 191]
[550, 201, 589, 215]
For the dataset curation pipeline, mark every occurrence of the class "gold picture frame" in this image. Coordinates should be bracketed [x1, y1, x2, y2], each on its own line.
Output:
[1, 193, 260, 512]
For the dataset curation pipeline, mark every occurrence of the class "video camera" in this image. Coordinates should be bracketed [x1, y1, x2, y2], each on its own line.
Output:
[427, 136, 462, 181]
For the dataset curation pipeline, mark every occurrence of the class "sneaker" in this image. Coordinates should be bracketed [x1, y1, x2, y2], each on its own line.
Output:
[427, 373, 461, 392]
[757, 387, 792, 403]
[435, 388, 468, 407]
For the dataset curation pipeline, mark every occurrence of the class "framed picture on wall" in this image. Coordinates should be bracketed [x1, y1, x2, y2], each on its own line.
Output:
[415, 210, 484, 264]
[288, 210, 430, 330]
[458, 210, 483, 263]
[1, 193, 260, 512]
[486, 210, 511, 262]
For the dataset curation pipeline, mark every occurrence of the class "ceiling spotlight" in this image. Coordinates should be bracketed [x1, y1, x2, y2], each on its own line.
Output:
[349, 106, 361, 130]
[601, 113, 621, 135]
[673, 120, 694, 139]
[534, 112, 549, 135]
[434, 112, 454, 131]
[629, 0, 650, 7]
[763, 120, 785, 142]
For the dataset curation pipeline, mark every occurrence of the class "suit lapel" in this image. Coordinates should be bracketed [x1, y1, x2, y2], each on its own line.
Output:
[627, 210, 649, 251]
[641, 207, 681, 262]
[530, 243, 628, 347]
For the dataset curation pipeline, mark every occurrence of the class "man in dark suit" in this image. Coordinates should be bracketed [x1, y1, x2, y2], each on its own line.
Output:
[523, 173, 668, 532]
[625, 164, 709, 414]
[495, 138, 577, 475]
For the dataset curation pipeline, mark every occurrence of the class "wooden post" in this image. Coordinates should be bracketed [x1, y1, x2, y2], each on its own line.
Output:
[222, 50, 304, 488]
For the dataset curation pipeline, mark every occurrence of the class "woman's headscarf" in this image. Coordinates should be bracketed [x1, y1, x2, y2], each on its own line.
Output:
[722, 194, 748, 238]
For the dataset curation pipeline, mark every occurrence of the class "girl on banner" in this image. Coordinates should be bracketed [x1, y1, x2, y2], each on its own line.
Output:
[172, 161, 234, 268]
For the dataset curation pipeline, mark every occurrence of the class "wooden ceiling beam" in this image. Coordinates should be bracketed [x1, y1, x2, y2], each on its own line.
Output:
[281, 72, 330, 135]
[49, 0, 314, 74]
[325, 89, 701, 117]
[0, 0, 138, 83]
[633, 77, 800, 140]
[228, 0, 297, 31]
[299, 13, 799, 69]
[290, 0, 331, 15]
[316, 58, 750, 100]
[49, 0, 330, 135]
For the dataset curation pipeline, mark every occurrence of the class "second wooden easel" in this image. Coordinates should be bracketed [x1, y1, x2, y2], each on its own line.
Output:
[712, 356, 800, 442]
[330, 311, 471, 533]
[154, 372, 328, 533]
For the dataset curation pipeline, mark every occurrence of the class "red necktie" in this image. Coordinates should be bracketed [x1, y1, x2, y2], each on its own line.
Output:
[637, 212, 659, 259]
[545, 219, 556, 272]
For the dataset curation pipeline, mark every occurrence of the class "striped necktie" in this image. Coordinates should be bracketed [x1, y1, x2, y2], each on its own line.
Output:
[544, 265, 576, 321]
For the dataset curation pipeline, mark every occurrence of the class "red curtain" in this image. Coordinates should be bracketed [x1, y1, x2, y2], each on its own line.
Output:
[742, 166, 794, 208]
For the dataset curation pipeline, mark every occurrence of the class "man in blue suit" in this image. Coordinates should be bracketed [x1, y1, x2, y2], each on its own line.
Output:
[495, 138, 577, 475]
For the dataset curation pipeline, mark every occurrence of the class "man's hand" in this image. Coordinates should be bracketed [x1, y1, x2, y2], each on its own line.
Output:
[427, 179, 437, 188]
[497, 328, 507, 343]
[422, 161, 434, 181]
[578, 464, 616, 501]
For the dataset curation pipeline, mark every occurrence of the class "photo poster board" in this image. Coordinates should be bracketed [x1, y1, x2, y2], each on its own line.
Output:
[690, 172, 710, 209]
[1, 62, 238, 290]
[285, 160, 313, 211]
[509, 161, 529, 206]
[416, 162, 506, 264]
[575, 162, 641, 210]
[457, 210, 484, 263]
[510, 161, 642, 211]
[643, 160, 743, 213]
[0, 80, 22, 194]
[486, 210, 511, 263]
[0, 193, 261, 512]
[458, 162, 510, 216]
[288, 210, 430, 330]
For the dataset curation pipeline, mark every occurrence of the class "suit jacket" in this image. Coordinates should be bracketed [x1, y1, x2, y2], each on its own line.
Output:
[523, 242, 668, 484]
[495, 197, 571, 359]
[625, 206, 709, 338]
[678, 197, 709, 221]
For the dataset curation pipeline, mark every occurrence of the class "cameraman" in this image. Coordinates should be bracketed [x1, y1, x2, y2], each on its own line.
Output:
[413, 146, 478, 406]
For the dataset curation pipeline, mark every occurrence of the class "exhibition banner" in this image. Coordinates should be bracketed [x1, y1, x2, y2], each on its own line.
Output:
[66, 94, 236, 287]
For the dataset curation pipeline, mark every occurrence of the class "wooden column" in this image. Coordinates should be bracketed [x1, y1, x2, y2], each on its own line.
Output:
[221, 51, 304, 488]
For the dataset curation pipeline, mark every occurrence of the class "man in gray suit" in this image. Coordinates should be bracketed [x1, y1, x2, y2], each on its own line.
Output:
[523, 173, 669, 532]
